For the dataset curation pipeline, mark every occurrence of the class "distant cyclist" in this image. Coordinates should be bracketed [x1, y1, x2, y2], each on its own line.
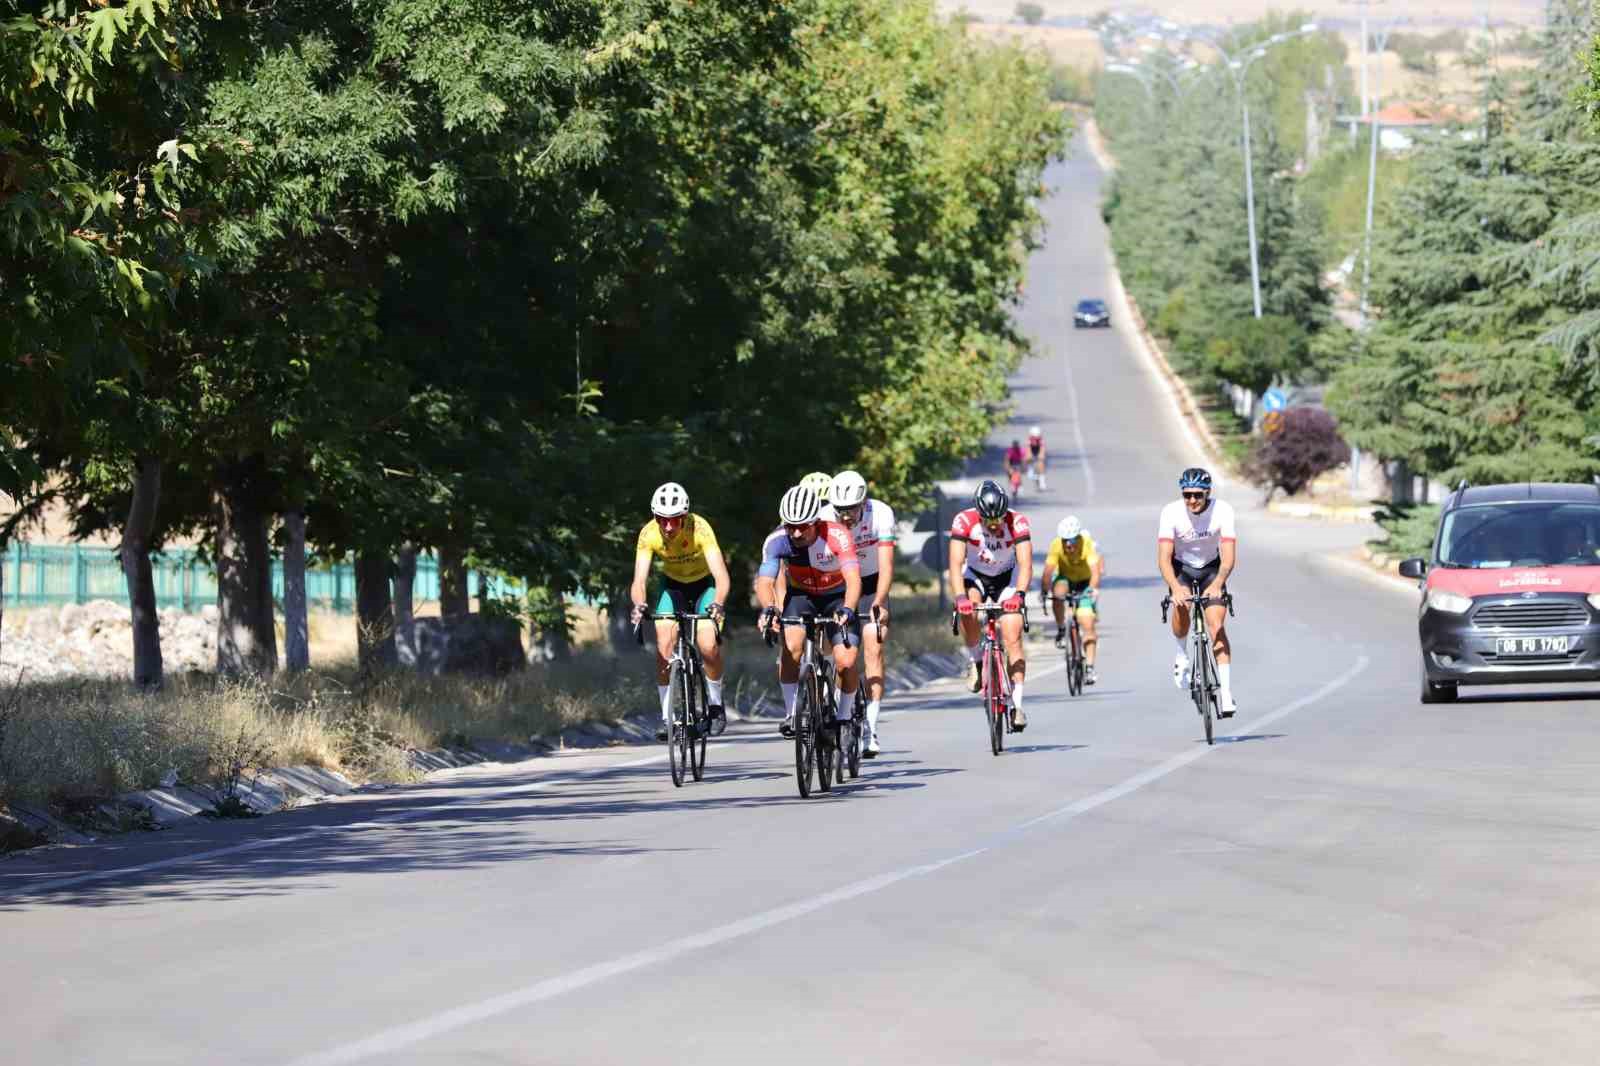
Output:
[1027, 425, 1046, 491]
[1156, 467, 1238, 717]
[822, 470, 895, 757]
[1040, 515, 1102, 684]
[630, 482, 732, 740]
[949, 479, 1032, 730]
[1004, 440, 1026, 498]
[755, 484, 862, 738]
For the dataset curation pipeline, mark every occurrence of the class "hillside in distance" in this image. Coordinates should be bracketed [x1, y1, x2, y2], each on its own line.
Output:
[940, 0, 1545, 28]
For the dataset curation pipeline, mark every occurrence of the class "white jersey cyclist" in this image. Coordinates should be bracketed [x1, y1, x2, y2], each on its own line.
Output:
[951, 507, 1032, 579]
[820, 499, 895, 579]
[1157, 496, 1236, 572]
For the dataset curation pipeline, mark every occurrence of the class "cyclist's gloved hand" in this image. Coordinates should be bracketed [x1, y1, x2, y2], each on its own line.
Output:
[956, 599, 975, 617]
[833, 605, 857, 628]
[630, 602, 645, 626]
[757, 605, 778, 633]
[707, 602, 726, 625]
[1002, 593, 1024, 612]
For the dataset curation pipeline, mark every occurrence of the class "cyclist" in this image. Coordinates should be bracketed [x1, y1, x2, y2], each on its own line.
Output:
[822, 470, 895, 757]
[629, 482, 732, 741]
[949, 479, 1032, 730]
[755, 484, 863, 739]
[1003, 440, 1027, 498]
[1040, 515, 1102, 685]
[1157, 467, 1238, 717]
[1027, 425, 1046, 491]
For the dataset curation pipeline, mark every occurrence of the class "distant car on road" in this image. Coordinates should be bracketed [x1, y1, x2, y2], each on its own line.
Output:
[1399, 481, 1600, 703]
[1073, 299, 1110, 328]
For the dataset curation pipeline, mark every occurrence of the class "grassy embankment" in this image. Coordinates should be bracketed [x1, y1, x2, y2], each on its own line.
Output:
[0, 581, 961, 828]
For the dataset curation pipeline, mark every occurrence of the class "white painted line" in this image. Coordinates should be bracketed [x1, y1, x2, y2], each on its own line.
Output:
[1060, 341, 1097, 501]
[286, 656, 1370, 1066]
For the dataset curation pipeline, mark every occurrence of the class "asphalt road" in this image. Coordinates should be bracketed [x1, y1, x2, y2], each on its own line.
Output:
[6, 134, 1600, 1066]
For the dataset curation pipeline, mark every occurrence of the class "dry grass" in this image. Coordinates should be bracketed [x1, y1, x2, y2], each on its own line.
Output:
[0, 589, 962, 823]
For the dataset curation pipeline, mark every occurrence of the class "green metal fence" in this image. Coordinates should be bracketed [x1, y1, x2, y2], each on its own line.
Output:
[2, 543, 500, 614]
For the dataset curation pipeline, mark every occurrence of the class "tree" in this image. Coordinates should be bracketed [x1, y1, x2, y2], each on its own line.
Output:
[1016, 2, 1044, 26]
[1246, 407, 1349, 498]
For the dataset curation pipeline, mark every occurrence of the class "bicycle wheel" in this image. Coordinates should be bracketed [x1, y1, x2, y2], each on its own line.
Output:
[846, 693, 863, 779]
[1192, 641, 1215, 746]
[690, 670, 709, 782]
[795, 668, 816, 798]
[668, 661, 688, 787]
[987, 647, 1006, 755]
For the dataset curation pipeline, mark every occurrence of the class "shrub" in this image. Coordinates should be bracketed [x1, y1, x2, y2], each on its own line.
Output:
[1246, 406, 1350, 498]
[1370, 502, 1441, 559]
[1016, 2, 1044, 26]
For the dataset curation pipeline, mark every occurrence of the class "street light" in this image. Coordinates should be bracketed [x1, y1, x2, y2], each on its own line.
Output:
[1206, 22, 1322, 320]
[1360, 17, 1408, 325]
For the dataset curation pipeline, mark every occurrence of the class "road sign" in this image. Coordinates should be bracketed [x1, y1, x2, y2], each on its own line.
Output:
[1262, 387, 1288, 412]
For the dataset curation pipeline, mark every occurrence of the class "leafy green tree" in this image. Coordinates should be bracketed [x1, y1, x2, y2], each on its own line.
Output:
[1016, 2, 1044, 26]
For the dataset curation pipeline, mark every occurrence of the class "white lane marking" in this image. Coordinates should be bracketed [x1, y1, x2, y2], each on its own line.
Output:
[1059, 340, 1097, 501]
[1011, 657, 1369, 834]
[286, 847, 992, 1066]
[287, 656, 1370, 1066]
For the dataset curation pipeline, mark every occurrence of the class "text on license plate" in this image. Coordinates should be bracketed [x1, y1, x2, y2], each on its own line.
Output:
[1496, 636, 1569, 656]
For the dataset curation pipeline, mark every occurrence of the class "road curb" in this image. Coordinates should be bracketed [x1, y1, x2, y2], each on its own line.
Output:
[1267, 500, 1379, 522]
[3, 650, 969, 853]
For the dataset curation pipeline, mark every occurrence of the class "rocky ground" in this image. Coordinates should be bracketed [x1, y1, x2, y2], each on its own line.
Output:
[0, 601, 218, 684]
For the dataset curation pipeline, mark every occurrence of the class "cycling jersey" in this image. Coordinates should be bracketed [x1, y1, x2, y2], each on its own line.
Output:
[1004, 445, 1026, 467]
[1028, 434, 1043, 459]
[1157, 498, 1236, 569]
[950, 507, 1032, 578]
[1045, 533, 1100, 583]
[635, 514, 720, 583]
[758, 521, 859, 594]
[820, 499, 896, 578]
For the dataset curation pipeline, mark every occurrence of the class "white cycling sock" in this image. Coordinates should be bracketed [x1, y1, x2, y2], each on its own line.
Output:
[707, 678, 724, 706]
[1011, 682, 1024, 711]
[657, 684, 671, 720]
[1174, 634, 1188, 656]
[866, 699, 881, 735]
[1217, 663, 1232, 693]
[781, 682, 798, 716]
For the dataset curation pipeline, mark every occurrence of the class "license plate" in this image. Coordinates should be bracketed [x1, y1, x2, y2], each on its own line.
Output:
[1495, 636, 1569, 656]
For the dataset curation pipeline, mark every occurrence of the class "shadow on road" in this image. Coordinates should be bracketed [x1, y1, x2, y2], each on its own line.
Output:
[1210, 733, 1286, 745]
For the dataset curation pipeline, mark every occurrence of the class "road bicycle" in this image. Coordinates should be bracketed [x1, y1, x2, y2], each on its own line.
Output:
[766, 612, 848, 798]
[836, 683, 866, 781]
[1007, 466, 1023, 499]
[638, 611, 718, 786]
[1160, 582, 1235, 746]
[951, 600, 1028, 756]
[1052, 589, 1088, 697]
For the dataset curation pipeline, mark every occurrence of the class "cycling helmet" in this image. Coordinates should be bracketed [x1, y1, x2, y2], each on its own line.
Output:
[779, 485, 823, 525]
[829, 470, 869, 508]
[1178, 467, 1213, 492]
[650, 481, 690, 518]
[799, 471, 833, 498]
[1029, 425, 1042, 437]
[1057, 516, 1083, 541]
[974, 479, 1010, 520]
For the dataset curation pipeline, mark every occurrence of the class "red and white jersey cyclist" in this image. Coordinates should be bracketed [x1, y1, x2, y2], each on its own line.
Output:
[947, 478, 1034, 730]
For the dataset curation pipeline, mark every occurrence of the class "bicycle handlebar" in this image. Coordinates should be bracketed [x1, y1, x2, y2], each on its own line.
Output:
[1159, 585, 1236, 624]
[634, 610, 724, 646]
[762, 611, 849, 647]
[949, 601, 1028, 635]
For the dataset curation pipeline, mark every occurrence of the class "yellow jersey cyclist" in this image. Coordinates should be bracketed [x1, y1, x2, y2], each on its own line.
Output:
[1040, 516, 1103, 685]
[630, 481, 732, 740]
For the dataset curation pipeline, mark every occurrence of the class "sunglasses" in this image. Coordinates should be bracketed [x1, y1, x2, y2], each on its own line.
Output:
[785, 523, 813, 536]
[835, 504, 863, 521]
[1182, 491, 1208, 501]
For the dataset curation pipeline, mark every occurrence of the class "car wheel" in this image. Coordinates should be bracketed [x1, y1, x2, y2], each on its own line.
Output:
[1419, 656, 1458, 704]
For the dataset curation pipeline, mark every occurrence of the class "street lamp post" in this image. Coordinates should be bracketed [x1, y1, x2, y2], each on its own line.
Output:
[1359, 18, 1406, 325]
[1209, 24, 1321, 320]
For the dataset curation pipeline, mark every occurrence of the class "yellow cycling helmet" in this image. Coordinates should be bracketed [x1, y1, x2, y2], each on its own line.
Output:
[798, 471, 833, 499]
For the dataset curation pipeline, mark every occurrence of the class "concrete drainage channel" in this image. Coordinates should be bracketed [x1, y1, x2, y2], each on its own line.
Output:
[3, 651, 968, 851]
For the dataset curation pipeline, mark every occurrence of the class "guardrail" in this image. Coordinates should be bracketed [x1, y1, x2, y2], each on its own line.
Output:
[2, 543, 502, 614]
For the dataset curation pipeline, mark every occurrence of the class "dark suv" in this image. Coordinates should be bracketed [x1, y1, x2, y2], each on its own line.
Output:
[1399, 481, 1600, 703]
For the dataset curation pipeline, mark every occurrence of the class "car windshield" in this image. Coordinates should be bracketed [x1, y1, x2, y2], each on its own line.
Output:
[1437, 502, 1600, 568]
[1077, 300, 1105, 312]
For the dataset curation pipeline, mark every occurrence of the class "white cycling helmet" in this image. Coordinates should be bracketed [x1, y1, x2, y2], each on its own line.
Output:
[1057, 516, 1083, 541]
[650, 481, 690, 518]
[1029, 425, 1042, 436]
[799, 471, 833, 498]
[779, 485, 823, 525]
[829, 470, 869, 507]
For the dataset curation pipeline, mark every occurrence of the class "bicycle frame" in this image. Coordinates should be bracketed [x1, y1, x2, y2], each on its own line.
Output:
[1160, 584, 1235, 745]
[769, 612, 845, 797]
[1054, 591, 1087, 697]
[647, 611, 719, 784]
[952, 601, 1027, 755]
